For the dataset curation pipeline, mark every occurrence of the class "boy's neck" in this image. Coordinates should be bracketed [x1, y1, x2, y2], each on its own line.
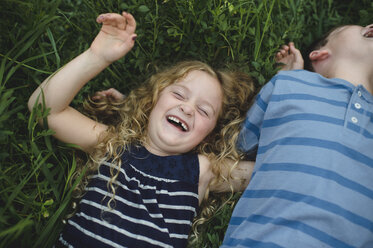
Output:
[324, 63, 373, 95]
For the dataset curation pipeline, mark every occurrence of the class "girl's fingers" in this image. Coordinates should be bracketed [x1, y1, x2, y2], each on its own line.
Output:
[96, 13, 123, 28]
[96, 13, 113, 24]
[97, 12, 136, 32]
[122, 12, 136, 33]
[92, 94, 104, 100]
[117, 13, 127, 30]
[93, 89, 125, 101]
[96, 14, 105, 23]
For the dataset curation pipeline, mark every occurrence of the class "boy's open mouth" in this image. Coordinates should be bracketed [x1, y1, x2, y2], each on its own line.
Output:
[363, 29, 373, 38]
[167, 115, 189, 132]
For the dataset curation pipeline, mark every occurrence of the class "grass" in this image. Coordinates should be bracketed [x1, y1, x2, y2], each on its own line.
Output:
[0, 0, 371, 247]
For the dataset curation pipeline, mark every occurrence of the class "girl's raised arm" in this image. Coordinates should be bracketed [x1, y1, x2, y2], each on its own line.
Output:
[28, 12, 137, 152]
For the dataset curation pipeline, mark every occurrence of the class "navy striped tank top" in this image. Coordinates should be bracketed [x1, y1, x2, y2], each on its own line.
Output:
[57, 145, 199, 247]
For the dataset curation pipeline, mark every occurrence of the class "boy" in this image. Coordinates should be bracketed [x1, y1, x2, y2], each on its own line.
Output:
[221, 24, 373, 247]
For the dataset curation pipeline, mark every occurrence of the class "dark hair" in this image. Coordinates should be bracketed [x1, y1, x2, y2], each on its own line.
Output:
[304, 25, 348, 71]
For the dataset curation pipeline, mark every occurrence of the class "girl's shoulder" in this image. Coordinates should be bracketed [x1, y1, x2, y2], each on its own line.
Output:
[197, 154, 214, 185]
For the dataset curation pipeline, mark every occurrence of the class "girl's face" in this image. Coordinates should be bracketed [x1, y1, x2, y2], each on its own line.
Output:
[146, 70, 223, 156]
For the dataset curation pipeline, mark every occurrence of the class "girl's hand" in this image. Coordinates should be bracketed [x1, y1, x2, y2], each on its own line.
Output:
[90, 12, 137, 64]
[92, 88, 125, 102]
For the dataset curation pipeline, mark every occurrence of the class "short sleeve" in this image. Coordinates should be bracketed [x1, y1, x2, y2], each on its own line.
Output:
[237, 77, 276, 155]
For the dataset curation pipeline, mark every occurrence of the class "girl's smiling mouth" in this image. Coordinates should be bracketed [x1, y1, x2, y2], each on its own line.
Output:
[167, 115, 189, 132]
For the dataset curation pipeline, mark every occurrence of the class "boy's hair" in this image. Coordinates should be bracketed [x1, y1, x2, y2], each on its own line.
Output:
[304, 25, 347, 72]
[72, 60, 255, 231]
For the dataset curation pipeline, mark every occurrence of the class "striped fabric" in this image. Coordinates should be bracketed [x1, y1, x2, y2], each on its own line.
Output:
[222, 70, 373, 248]
[56, 146, 199, 248]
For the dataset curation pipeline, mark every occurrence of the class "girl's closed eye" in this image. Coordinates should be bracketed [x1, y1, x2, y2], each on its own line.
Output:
[198, 106, 210, 117]
[173, 91, 185, 100]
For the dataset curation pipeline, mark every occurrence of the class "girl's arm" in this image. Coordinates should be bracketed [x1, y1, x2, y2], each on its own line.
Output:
[198, 156, 254, 203]
[209, 159, 254, 193]
[28, 12, 137, 152]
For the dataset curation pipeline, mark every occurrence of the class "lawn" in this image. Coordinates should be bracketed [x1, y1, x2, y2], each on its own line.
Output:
[0, 0, 371, 247]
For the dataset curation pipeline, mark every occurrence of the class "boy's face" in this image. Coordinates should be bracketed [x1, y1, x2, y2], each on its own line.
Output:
[146, 70, 223, 156]
[324, 23, 373, 60]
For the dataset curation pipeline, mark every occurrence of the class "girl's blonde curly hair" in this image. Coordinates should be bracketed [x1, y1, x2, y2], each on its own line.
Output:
[73, 60, 255, 240]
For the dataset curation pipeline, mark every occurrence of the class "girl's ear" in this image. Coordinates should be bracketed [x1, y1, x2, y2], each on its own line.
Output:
[309, 49, 330, 62]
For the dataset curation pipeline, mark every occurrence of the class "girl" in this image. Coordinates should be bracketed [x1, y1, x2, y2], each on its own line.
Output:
[28, 12, 255, 247]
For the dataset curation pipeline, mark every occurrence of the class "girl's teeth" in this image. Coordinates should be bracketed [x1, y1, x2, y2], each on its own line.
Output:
[181, 123, 188, 131]
[167, 116, 188, 131]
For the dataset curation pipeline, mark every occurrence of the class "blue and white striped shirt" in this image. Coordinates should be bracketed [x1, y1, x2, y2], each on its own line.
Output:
[222, 70, 373, 248]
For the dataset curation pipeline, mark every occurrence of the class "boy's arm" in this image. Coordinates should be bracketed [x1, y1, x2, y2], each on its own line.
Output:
[28, 12, 137, 152]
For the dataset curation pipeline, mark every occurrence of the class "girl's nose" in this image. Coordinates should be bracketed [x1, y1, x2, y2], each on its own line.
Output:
[179, 104, 194, 116]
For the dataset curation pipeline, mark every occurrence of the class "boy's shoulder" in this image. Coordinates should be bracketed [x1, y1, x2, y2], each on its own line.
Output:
[272, 69, 322, 84]
[276, 69, 313, 78]
[272, 69, 356, 90]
